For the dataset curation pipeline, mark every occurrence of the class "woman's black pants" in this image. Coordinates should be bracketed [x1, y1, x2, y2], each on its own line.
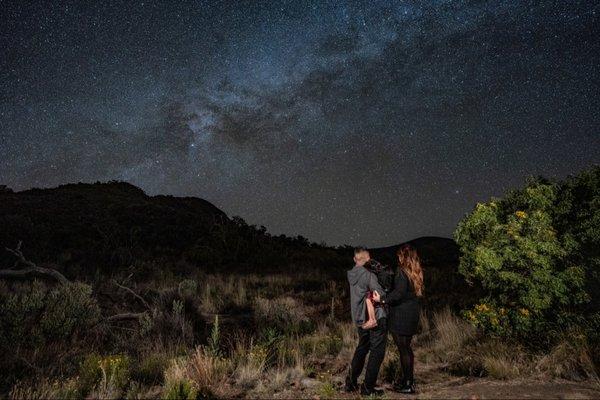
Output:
[391, 331, 414, 381]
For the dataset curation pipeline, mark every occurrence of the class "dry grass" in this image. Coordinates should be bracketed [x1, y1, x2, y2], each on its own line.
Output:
[417, 307, 476, 365]
[233, 340, 268, 389]
[7, 270, 599, 398]
[187, 347, 232, 393]
[254, 296, 311, 330]
[536, 336, 599, 382]
[199, 275, 251, 313]
[161, 346, 233, 398]
[9, 379, 79, 400]
[431, 307, 476, 353]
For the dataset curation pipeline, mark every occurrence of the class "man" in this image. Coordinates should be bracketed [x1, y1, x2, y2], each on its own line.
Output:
[345, 246, 388, 396]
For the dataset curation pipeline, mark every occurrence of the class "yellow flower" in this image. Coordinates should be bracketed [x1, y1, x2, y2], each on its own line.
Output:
[475, 303, 490, 313]
[515, 211, 527, 219]
[519, 308, 530, 317]
[499, 308, 507, 315]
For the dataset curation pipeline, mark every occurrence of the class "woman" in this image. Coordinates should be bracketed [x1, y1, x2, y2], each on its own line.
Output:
[374, 244, 423, 394]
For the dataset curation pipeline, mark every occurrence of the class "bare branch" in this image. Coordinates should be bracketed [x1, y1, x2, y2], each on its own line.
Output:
[105, 312, 147, 322]
[2, 242, 69, 285]
[114, 281, 151, 310]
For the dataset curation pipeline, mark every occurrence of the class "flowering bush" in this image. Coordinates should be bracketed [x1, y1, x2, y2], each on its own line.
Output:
[455, 170, 599, 344]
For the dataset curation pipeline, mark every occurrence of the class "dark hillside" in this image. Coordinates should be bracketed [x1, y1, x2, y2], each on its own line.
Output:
[0, 181, 345, 279]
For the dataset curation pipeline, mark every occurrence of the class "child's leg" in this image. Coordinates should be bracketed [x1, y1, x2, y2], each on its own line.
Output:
[361, 298, 378, 329]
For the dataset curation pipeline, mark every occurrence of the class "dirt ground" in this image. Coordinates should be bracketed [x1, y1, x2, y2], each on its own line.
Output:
[266, 362, 600, 399]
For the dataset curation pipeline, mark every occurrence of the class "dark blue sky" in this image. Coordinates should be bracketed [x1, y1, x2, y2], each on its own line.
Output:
[1, 1, 599, 246]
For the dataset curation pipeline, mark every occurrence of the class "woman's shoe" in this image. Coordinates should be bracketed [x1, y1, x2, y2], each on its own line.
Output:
[398, 379, 416, 394]
[392, 379, 405, 392]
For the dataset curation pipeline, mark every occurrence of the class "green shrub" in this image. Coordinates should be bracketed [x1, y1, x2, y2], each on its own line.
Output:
[79, 354, 104, 394]
[78, 354, 130, 395]
[455, 171, 598, 344]
[0, 281, 100, 349]
[133, 353, 169, 385]
[163, 379, 198, 400]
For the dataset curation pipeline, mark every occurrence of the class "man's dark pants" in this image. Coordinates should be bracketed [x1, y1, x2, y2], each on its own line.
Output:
[347, 317, 388, 389]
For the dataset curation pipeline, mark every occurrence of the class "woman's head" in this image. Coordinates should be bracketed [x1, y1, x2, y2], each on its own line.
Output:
[396, 244, 424, 297]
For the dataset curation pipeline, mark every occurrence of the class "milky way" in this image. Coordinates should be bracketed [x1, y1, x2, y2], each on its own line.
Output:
[1, 1, 599, 246]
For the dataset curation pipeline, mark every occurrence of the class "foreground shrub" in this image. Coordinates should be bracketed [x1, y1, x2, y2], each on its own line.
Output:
[0, 280, 101, 389]
[455, 169, 599, 344]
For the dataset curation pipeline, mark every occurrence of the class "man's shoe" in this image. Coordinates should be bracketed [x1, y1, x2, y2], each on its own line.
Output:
[344, 376, 358, 392]
[359, 384, 384, 396]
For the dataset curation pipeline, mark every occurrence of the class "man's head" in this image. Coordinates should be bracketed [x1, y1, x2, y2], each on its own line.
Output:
[353, 246, 371, 267]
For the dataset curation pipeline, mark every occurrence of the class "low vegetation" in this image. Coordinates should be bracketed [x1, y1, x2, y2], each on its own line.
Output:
[1, 167, 599, 397]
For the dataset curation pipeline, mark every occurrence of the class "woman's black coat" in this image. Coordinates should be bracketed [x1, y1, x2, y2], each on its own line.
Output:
[385, 269, 421, 335]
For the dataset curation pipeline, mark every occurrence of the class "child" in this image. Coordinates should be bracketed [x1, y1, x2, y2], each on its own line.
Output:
[361, 290, 378, 329]
[361, 259, 388, 330]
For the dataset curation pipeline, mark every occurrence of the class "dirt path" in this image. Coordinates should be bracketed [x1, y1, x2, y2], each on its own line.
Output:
[269, 361, 600, 399]
[411, 378, 600, 399]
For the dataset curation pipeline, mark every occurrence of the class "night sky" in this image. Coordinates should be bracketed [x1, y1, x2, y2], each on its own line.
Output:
[1, 1, 599, 247]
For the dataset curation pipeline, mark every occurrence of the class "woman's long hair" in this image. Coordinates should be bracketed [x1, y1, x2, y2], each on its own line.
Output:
[397, 244, 424, 297]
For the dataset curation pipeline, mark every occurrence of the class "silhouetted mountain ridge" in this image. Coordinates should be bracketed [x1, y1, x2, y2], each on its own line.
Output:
[0, 181, 342, 278]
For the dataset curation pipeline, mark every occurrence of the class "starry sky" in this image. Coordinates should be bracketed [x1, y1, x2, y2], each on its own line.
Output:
[1, 1, 599, 247]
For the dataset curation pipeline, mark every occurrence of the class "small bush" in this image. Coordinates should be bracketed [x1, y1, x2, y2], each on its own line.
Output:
[381, 356, 402, 383]
[132, 353, 169, 385]
[254, 296, 314, 334]
[87, 355, 131, 399]
[231, 339, 267, 389]
[418, 308, 476, 364]
[78, 354, 103, 394]
[163, 379, 198, 400]
[0, 280, 100, 348]
[317, 381, 337, 399]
